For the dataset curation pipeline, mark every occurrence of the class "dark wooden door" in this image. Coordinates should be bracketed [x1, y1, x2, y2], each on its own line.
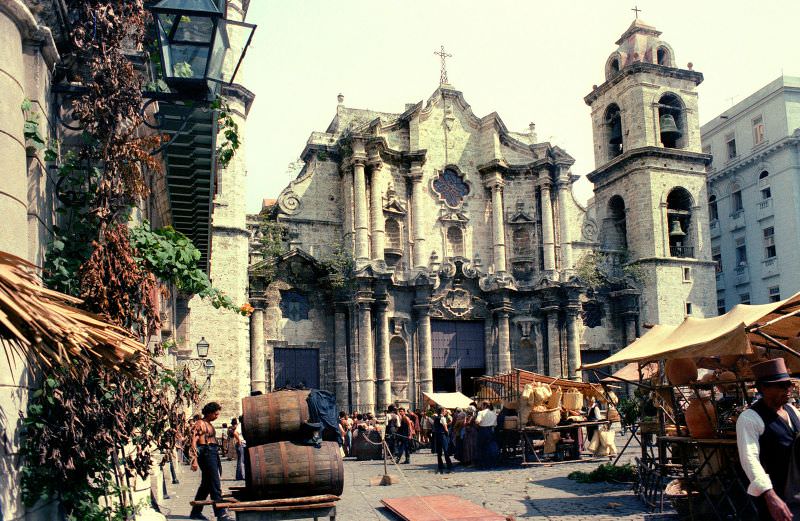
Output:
[274, 347, 319, 389]
[431, 321, 485, 394]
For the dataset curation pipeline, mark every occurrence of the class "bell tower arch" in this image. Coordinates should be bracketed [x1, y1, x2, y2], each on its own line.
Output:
[584, 18, 716, 326]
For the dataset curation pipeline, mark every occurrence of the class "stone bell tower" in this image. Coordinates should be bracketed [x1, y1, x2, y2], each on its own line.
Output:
[584, 18, 716, 326]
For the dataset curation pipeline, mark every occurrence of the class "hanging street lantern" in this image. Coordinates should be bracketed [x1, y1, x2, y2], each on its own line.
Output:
[204, 358, 216, 377]
[196, 336, 210, 357]
[148, 0, 256, 94]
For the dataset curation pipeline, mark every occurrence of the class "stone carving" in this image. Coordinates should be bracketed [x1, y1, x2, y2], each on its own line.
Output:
[582, 219, 598, 241]
[278, 190, 301, 215]
[429, 288, 488, 319]
[432, 168, 470, 208]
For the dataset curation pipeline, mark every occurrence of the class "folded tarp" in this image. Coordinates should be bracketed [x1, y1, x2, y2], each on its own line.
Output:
[581, 292, 800, 370]
[422, 391, 474, 410]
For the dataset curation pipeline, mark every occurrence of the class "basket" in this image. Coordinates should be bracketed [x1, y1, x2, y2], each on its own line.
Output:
[607, 408, 621, 422]
[562, 389, 583, 410]
[530, 407, 561, 427]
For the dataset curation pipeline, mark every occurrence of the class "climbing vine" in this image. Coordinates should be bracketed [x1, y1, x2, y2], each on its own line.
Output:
[575, 250, 643, 290]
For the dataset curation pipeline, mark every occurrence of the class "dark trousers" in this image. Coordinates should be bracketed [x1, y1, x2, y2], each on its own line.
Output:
[235, 444, 245, 480]
[477, 426, 494, 467]
[395, 435, 411, 462]
[191, 445, 227, 517]
[435, 433, 452, 471]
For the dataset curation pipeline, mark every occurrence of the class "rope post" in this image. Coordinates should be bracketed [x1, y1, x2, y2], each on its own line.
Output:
[369, 425, 399, 486]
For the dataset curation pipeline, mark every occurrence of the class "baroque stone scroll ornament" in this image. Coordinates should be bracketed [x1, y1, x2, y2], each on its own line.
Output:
[278, 190, 301, 215]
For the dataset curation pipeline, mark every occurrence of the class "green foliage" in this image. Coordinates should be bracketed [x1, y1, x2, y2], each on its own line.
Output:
[22, 99, 47, 151]
[128, 221, 249, 315]
[575, 250, 643, 290]
[211, 96, 241, 169]
[617, 397, 641, 427]
[568, 463, 637, 483]
[318, 242, 356, 297]
[251, 207, 287, 283]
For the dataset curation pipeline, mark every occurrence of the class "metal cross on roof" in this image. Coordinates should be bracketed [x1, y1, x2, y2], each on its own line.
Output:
[434, 45, 452, 85]
[631, 5, 642, 19]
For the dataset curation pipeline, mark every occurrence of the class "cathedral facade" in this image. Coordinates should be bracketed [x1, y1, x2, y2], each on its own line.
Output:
[246, 19, 716, 414]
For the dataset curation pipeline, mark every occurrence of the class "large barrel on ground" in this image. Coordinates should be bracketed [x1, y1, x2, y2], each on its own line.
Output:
[245, 441, 344, 498]
[350, 429, 383, 460]
[241, 390, 310, 444]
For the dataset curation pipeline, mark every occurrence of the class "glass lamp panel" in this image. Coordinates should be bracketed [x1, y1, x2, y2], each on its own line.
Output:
[157, 13, 177, 36]
[173, 15, 215, 43]
[168, 44, 208, 80]
[207, 19, 256, 84]
[151, 0, 220, 15]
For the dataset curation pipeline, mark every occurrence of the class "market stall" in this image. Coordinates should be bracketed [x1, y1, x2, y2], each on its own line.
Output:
[580, 292, 800, 519]
[475, 370, 615, 464]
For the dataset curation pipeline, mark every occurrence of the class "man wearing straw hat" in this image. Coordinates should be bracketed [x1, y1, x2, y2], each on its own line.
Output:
[736, 358, 800, 521]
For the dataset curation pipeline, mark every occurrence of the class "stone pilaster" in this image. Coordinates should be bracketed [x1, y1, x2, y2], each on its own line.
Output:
[341, 166, 355, 253]
[348, 303, 360, 409]
[249, 302, 266, 394]
[540, 181, 557, 275]
[334, 305, 349, 411]
[410, 163, 426, 268]
[484, 316, 495, 375]
[543, 306, 561, 377]
[415, 298, 433, 396]
[485, 173, 507, 274]
[624, 313, 638, 347]
[374, 295, 391, 413]
[351, 140, 370, 264]
[556, 177, 573, 273]
[369, 156, 385, 260]
[496, 309, 512, 373]
[566, 306, 582, 380]
[357, 300, 375, 414]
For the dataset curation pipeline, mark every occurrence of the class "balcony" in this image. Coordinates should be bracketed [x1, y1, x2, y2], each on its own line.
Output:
[729, 210, 746, 231]
[757, 199, 774, 221]
[735, 265, 750, 286]
[710, 219, 720, 238]
[670, 246, 695, 258]
[762, 257, 779, 278]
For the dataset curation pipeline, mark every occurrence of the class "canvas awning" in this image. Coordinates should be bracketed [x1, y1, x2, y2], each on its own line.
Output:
[422, 392, 474, 410]
[581, 292, 800, 370]
[600, 362, 659, 383]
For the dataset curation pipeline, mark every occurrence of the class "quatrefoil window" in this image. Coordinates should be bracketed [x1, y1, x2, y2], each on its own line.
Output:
[432, 169, 469, 208]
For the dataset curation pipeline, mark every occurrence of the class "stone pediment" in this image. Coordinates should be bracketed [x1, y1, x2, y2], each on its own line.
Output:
[438, 207, 469, 224]
[509, 201, 535, 223]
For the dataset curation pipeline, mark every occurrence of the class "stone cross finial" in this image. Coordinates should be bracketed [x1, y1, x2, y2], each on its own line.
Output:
[434, 45, 452, 85]
[631, 5, 641, 19]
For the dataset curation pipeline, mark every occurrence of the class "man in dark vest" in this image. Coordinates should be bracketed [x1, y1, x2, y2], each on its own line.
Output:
[736, 358, 799, 521]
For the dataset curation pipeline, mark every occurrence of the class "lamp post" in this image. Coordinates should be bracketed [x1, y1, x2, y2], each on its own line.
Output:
[177, 337, 215, 387]
[196, 336, 210, 357]
[148, 0, 256, 96]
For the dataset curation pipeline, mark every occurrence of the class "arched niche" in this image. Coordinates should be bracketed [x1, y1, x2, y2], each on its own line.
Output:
[658, 93, 687, 149]
[601, 195, 628, 251]
[446, 225, 464, 258]
[666, 187, 695, 258]
[604, 104, 623, 161]
[390, 336, 408, 383]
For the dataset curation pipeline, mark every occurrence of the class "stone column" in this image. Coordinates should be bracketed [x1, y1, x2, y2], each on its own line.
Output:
[543, 306, 561, 377]
[375, 296, 391, 413]
[415, 300, 433, 395]
[348, 303, 360, 408]
[497, 310, 512, 373]
[334, 306, 349, 410]
[535, 319, 545, 375]
[357, 300, 375, 414]
[540, 182, 557, 275]
[484, 316, 495, 375]
[486, 174, 508, 273]
[624, 312, 638, 346]
[369, 160, 386, 260]
[410, 164, 426, 268]
[249, 303, 266, 394]
[352, 144, 370, 263]
[341, 168, 355, 253]
[556, 178, 573, 273]
[566, 307, 582, 380]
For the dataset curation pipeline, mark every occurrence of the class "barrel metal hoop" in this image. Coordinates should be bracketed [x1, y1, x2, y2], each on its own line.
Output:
[279, 442, 290, 482]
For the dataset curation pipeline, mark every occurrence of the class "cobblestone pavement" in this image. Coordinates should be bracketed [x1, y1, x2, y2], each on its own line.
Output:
[159, 436, 676, 520]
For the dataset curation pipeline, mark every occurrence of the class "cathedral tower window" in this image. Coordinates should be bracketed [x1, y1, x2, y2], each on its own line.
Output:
[602, 195, 627, 252]
[605, 104, 623, 160]
[512, 228, 532, 256]
[447, 226, 464, 257]
[666, 187, 694, 258]
[657, 47, 672, 67]
[605, 53, 622, 80]
[385, 218, 401, 249]
[658, 93, 686, 149]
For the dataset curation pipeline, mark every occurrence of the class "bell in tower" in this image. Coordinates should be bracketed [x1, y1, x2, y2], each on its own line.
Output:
[659, 113, 682, 148]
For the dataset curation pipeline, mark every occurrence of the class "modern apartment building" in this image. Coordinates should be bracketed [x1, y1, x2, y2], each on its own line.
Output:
[701, 76, 800, 313]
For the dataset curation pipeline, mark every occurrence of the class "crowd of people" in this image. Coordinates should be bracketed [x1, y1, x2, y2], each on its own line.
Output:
[338, 401, 504, 473]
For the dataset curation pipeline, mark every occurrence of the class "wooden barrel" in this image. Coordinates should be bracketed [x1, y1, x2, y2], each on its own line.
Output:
[245, 441, 344, 498]
[350, 429, 383, 461]
[241, 390, 310, 444]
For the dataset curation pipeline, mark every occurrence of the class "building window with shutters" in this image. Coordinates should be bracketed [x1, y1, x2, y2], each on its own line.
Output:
[763, 226, 776, 259]
[709, 194, 719, 221]
[769, 286, 781, 303]
[752, 115, 765, 146]
[735, 237, 748, 266]
[717, 298, 726, 316]
[726, 133, 737, 160]
[712, 245, 722, 273]
[740, 293, 751, 305]
[731, 184, 744, 215]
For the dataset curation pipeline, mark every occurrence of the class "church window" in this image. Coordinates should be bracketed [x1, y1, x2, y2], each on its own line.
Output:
[658, 94, 686, 149]
[666, 187, 693, 258]
[512, 228, 532, 256]
[432, 168, 469, 208]
[708, 194, 718, 221]
[753, 116, 765, 146]
[605, 104, 623, 160]
[603, 195, 627, 251]
[446, 226, 464, 257]
[385, 218, 401, 249]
